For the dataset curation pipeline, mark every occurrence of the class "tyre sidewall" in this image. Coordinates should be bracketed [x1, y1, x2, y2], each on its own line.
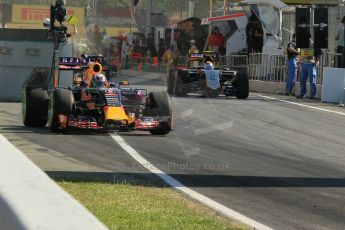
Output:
[236, 72, 249, 99]
[48, 88, 74, 131]
[22, 88, 48, 127]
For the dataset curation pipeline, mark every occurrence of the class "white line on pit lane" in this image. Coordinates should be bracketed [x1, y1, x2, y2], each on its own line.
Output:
[253, 94, 345, 116]
[110, 133, 273, 230]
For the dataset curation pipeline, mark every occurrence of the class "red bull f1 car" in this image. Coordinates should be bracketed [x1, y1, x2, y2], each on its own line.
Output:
[22, 55, 172, 135]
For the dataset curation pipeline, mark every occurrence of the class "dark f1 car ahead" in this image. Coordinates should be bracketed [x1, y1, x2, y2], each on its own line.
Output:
[22, 56, 172, 135]
[167, 52, 249, 99]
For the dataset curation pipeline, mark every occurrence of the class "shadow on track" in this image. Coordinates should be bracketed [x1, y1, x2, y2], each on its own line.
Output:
[0, 124, 158, 136]
[47, 171, 345, 188]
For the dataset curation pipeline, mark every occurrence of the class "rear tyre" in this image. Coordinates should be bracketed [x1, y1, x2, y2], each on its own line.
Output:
[167, 69, 175, 94]
[173, 70, 187, 97]
[143, 91, 172, 135]
[22, 88, 49, 127]
[235, 72, 249, 99]
[48, 88, 74, 132]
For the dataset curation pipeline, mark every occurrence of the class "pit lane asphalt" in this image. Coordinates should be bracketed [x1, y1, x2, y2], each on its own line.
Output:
[1, 70, 345, 230]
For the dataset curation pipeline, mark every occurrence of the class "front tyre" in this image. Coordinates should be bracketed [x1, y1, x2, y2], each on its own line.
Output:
[22, 88, 49, 127]
[167, 69, 176, 94]
[149, 122, 170, 135]
[144, 91, 172, 135]
[47, 88, 74, 132]
[173, 70, 187, 97]
[235, 72, 249, 99]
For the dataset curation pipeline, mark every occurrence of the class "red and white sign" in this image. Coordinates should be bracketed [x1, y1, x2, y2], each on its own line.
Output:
[12, 4, 83, 24]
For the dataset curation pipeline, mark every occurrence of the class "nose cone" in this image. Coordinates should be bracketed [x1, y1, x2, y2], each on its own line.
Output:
[103, 106, 129, 122]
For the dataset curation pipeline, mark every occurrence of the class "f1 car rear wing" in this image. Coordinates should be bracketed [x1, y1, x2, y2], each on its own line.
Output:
[58, 57, 82, 70]
[80, 55, 109, 71]
[189, 51, 218, 67]
[57, 56, 110, 88]
[58, 56, 109, 71]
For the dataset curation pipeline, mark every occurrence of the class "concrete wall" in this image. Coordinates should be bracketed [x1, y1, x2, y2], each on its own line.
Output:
[0, 41, 72, 101]
[249, 80, 322, 99]
[0, 135, 108, 230]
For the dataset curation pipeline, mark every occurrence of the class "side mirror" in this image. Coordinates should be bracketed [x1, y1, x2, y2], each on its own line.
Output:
[109, 82, 117, 88]
[119, 81, 129, 86]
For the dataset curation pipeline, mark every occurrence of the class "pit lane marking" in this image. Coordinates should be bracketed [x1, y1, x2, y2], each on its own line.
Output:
[110, 133, 273, 230]
[254, 94, 345, 116]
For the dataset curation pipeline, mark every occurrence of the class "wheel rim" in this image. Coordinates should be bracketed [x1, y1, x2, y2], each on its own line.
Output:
[47, 96, 54, 128]
[21, 90, 27, 122]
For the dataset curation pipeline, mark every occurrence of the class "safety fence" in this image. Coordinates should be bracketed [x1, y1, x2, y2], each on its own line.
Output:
[107, 52, 343, 85]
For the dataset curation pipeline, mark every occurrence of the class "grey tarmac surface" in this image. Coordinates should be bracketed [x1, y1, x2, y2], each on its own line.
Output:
[1, 69, 345, 230]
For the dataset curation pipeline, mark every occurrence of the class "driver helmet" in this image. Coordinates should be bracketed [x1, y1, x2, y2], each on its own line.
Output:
[73, 72, 83, 86]
[91, 73, 107, 88]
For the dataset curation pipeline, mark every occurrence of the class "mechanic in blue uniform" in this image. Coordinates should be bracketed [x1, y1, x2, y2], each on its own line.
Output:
[203, 55, 221, 97]
[285, 33, 298, 96]
[204, 56, 214, 70]
[297, 34, 320, 99]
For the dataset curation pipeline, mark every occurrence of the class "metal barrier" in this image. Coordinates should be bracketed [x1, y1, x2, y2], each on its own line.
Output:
[248, 53, 269, 81]
[270, 55, 287, 82]
[316, 52, 344, 85]
[218, 55, 229, 68]
[228, 55, 248, 74]
[324, 52, 337, 68]
[316, 55, 324, 84]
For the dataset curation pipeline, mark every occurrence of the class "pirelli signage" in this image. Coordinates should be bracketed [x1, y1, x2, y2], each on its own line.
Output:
[12, 4, 84, 24]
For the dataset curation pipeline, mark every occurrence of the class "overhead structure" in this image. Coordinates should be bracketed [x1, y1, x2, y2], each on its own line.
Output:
[284, 0, 345, 5]
[239, 0, 288, 9]
[238, 0, 288, 44]
[213, 0, 345, 6]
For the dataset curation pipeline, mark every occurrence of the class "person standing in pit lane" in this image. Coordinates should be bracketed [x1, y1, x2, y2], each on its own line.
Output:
[285, 33, 299, 96]
[297, 34, 321, 99]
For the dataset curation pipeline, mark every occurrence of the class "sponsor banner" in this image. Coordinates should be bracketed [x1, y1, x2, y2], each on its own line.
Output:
[6, 23, 85, 36]
[5, 23, 43, 29]
[12, 4, 84, 25]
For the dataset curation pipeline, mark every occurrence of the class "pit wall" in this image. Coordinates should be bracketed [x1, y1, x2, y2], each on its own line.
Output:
[0, 41, 73, 101]
[249, 80, 322, 98]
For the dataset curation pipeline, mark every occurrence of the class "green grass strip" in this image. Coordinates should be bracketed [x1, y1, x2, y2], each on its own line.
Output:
[58, 181, 248, 230]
